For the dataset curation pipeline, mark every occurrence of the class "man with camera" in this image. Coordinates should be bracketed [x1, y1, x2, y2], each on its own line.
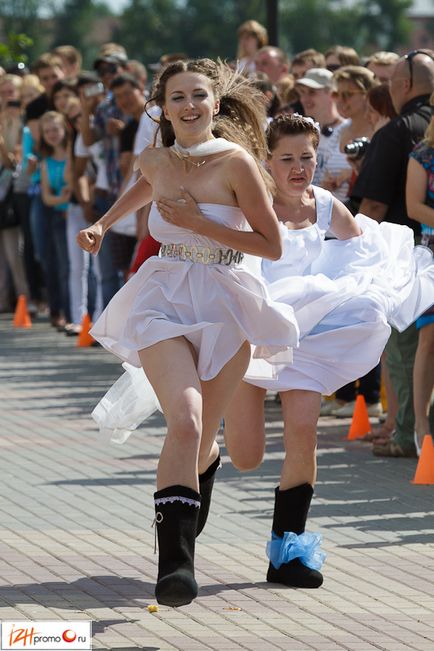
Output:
[352, 49, 434, 458]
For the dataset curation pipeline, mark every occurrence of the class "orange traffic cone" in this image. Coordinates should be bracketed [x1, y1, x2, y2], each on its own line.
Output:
[347, 395, 371, 440]
[412, 435, 434, 485]
[76, 313, 94, 347]
[13, 295, 32, 328]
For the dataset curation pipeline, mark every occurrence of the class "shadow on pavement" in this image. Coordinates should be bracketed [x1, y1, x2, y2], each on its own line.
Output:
[0, 576, 154, 609]
[0, 574, 261, 610]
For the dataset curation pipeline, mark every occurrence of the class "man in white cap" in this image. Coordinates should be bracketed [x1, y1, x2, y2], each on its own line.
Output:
[296, 68, 350, 197]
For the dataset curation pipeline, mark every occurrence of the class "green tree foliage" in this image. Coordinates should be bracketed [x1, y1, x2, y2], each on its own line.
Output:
[0, 0, 51, 59]
[279, 0, 412, 54]
[355, 0, 412, 51]
[116, 0, 182, 64]
[0, 0, 414, 70]
[117, 0, 412, 63]
[117, 0, 264, 63]
[0, 33, 33, 68]
[51, 0, 113, 66]
[177, 0, 265, 59]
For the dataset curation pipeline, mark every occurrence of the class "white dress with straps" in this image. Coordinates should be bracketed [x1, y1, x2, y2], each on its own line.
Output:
[245, 185, 434, 394]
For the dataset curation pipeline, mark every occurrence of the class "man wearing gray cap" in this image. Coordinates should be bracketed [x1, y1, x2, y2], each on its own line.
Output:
[296, 68, 350, 202]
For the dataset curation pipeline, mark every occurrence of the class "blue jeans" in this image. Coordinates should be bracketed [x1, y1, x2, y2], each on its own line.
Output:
[30, 189, 47, 267]
[94, 193, 122, 307]
[13, 192, 44, 301]
[43, 206, 70, 321]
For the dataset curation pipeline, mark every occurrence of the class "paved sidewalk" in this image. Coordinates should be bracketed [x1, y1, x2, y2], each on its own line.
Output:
[1, 314, 434, 651]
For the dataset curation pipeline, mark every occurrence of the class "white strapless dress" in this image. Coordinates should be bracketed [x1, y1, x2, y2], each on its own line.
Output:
[245, 186, 434, 394]
[91, 201, 299, 441]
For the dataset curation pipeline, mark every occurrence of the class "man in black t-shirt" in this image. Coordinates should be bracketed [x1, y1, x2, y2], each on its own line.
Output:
[353, 50, 433, 231]
[26, 53, 65, 144]
[352, 50, 434, 458]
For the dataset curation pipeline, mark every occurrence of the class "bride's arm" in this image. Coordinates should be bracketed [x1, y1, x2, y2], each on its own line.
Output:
[77, 164, 153, 255]
[329, 198, 362, 239]
[157, 152, 282, 260]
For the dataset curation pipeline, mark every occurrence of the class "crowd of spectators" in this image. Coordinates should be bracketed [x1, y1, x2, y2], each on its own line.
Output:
[0, 25, 433, 458]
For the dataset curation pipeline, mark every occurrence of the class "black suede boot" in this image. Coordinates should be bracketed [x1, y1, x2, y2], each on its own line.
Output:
[266, 483, 324, 588]
[154, 485, 201, 606]
[197, 454, 221, 537]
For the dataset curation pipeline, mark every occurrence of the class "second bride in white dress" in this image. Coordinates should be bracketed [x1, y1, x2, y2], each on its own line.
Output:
[223, 114, 434, 590]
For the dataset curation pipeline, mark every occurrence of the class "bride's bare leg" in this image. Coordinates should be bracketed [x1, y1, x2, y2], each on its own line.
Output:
[138, 336, 205, 607]
[224, 381, 267, 471]
[139, 336, 202, 492]
[279, 389, 320, 489]
[193, 340, 251, 536]
[199, 340, 252, 472]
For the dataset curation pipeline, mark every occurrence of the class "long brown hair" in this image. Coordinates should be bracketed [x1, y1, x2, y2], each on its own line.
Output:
[148, 59, 268, 154]
[147, 58, 272, 188]
[39, 111, 69, 157]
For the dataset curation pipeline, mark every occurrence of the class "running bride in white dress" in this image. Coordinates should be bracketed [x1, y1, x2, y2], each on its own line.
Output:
[77, 59, 298, 607]
[163, 114, 434, 591]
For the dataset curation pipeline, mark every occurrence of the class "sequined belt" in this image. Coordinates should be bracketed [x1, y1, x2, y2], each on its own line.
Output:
[159, 243, 244, 265]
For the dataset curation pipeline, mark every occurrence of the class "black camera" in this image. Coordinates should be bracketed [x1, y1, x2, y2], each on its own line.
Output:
[344, 137, 370, 160]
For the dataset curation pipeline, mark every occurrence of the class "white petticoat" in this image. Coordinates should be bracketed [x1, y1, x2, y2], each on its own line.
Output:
[245, 213, 434, 394]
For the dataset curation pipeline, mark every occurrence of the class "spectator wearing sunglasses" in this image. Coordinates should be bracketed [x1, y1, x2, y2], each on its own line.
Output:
[324, 45, 360, 73]
[296, 68, 349, 202]
[333, 66, 378, 156]
[352, 49, 434, 458]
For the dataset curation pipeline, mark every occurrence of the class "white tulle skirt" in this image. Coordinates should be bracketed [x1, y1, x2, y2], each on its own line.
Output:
[91, 215, 433, 439]
[245, 214, 434, 394]
[90, 255, 298, 442]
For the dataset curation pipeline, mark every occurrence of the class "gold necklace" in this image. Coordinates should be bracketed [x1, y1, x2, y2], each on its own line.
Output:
[171, 148, 206, 168]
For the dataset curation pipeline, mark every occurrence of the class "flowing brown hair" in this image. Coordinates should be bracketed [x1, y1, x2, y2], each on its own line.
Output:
[146, 58, 272, 187]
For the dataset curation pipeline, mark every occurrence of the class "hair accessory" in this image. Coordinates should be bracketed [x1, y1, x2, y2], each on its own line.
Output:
[266, 531, 326, 570]
[292, 113, 321, 134]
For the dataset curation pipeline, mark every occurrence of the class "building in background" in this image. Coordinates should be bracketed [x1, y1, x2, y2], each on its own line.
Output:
[407, 0, 434, 50]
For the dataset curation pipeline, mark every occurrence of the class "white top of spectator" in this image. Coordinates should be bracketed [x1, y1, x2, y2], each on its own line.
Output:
[134, 104, 161, 156]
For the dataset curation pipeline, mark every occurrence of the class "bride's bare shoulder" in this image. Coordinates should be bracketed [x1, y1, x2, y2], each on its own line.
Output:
[133, 146, 171, 172]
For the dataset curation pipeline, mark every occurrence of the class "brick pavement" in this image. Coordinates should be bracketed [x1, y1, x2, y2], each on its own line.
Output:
[1, 314, 434, 651]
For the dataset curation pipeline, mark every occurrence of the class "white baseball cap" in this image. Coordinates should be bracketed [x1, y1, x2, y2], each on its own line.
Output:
[296, 68, 334, 89]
